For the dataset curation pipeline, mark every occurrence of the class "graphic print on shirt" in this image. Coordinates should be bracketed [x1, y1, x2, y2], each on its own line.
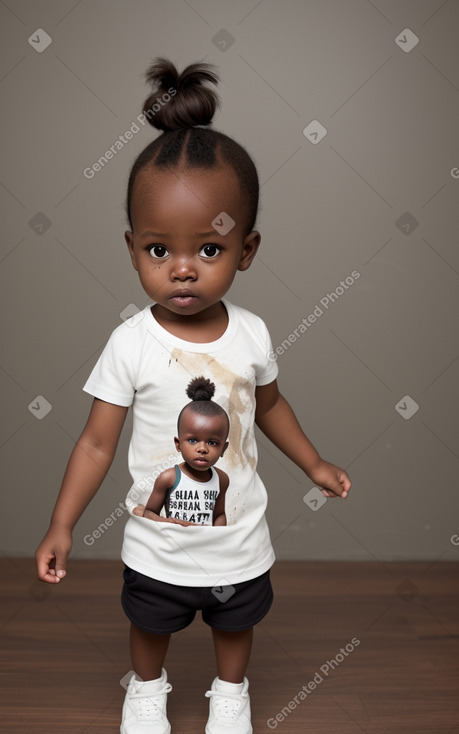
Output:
[165, 351, 256, 526]
[165, 465, 219, 525]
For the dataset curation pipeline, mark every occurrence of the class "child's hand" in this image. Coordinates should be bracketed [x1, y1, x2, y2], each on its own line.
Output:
[132, 505, 197, 526]
[308, 460, 351, 499]
[35, 525, 72, 584]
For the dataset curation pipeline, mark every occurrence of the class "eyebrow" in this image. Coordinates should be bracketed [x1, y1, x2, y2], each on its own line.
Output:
[140, 231, 219, 240]
[183, 433, 223, 439]
[140, 231, 168, 239]
[182, 432, 225, 441]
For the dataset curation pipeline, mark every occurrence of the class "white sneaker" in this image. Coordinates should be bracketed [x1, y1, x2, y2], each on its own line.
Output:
[120, 669, 172, 734]
[205, 677, 252, 733]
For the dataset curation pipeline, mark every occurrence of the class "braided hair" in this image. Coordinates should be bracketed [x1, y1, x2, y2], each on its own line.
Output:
[126, 58, 259, 234]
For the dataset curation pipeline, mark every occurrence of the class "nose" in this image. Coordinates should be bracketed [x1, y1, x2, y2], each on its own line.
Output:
[171, 256, 197, 281]
[196, 442, 208, 454]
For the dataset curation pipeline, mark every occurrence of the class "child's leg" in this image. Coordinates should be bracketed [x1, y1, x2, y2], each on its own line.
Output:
[130, 623, 171, 680]
[211, 626, 253, 683]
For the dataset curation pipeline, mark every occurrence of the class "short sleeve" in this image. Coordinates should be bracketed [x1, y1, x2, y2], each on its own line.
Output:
[83, 325, 136, 407]
[255, 321, 279, 387]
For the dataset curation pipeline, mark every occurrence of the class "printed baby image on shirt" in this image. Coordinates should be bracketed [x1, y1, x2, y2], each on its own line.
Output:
[140, 374, 230, 526]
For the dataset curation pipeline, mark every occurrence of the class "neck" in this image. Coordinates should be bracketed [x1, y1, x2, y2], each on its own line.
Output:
[151, 302, 228, 343]
[181, 462, 212, 482]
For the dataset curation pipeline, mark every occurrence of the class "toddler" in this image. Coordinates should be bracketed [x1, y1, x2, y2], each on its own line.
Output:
[35, 57, 351, 734]
[140, 376, 229, 526]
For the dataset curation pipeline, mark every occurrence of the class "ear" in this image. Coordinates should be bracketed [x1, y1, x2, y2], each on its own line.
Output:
[174, 437, 181, 453]
[125, 230, 138, 271]
[238, 230, 260, 272]
[220, 441, 229, 457]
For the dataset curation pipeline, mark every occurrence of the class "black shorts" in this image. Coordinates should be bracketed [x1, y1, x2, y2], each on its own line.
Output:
[121, 565, 273, 634]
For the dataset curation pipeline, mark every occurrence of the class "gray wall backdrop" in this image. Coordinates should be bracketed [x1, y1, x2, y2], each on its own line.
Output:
[1, 0, 458, 563]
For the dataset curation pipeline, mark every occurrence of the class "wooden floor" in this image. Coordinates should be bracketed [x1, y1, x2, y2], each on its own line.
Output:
[1, 558, 458, 733]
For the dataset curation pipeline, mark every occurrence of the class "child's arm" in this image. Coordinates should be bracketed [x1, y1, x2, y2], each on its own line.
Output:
[255, 380, 351, 498]
[142, 468, 185, 521]
[133, 468, 197, 526]
[212, 468, 229, 526]
[35, 398, 129, 583]
[143, 467, 175, 516]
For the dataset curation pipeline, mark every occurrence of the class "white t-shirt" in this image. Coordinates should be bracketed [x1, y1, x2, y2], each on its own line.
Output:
[83, 300, 278, 587]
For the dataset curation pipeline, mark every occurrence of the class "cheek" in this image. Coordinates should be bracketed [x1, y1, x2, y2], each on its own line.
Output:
[211, 266, 236, 288]
[138, 261, 163, 279]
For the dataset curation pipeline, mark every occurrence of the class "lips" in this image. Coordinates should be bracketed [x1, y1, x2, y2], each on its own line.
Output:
[170, 289, 195, 297]
[169, 289, 198, 307]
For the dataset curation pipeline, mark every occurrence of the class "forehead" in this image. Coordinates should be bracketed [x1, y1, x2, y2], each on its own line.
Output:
[179, 408, 228, 436]
[130, 166, 244, 233]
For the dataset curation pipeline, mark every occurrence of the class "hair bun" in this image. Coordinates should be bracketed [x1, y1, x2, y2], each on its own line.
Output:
[186, 376, 215, 402]
[143, 57, 220, 132]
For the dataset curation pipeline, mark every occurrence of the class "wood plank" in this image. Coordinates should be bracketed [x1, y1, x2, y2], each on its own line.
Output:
[1, 558, 458, 732]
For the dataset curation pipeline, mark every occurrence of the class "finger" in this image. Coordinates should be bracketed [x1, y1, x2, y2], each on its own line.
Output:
[338, 471, 352, 494]
[142, 510, 170, 522]
[54, 561, 67, 579]
[44, 571, 62, 583]
[325, 475, 349, 498]
[140, 512, 193, 526]
[36, 555, 62, 584]
[321, 489, 338, 498]
[163, 517, 196, 526]
[330, 474, 350, 499]
[164, 517, 188, 525]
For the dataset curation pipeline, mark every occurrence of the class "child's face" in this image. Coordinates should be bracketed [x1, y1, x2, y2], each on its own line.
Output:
[174, 409, 228, 472]
[125, 166, 260, 320]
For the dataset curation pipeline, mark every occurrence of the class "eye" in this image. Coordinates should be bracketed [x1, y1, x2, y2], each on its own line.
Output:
[148, 245, 169, 259]
[187, 438, 197, 444]
[200, 244, 221, 259]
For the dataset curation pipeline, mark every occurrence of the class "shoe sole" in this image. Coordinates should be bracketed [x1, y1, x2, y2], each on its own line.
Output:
[121, 726, 171, 734]
[205, 726, 252, 734]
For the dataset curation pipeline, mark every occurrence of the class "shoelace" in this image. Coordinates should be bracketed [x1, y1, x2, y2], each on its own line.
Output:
[130, 682, 172, 721]
[205, 688, 247, 722]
